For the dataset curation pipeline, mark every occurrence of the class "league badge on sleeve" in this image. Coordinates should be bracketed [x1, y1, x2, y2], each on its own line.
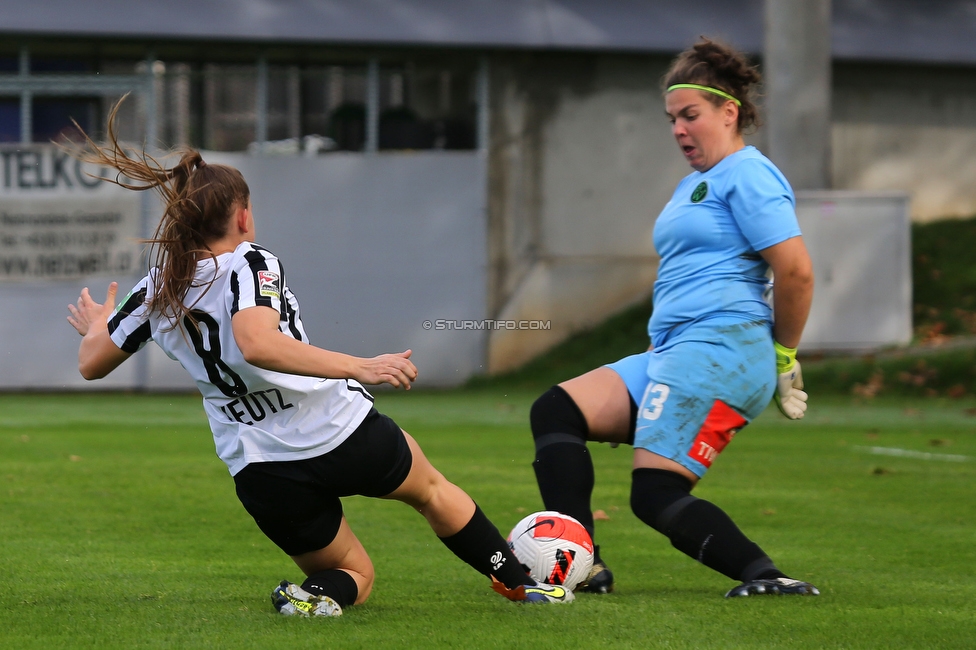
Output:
[258, 270, 281, 299]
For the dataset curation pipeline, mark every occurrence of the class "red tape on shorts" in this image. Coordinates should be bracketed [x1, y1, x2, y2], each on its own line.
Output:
[687, 400, 747, 468]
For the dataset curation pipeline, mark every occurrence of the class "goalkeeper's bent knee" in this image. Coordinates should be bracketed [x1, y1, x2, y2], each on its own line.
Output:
[530, 385, 589, 451]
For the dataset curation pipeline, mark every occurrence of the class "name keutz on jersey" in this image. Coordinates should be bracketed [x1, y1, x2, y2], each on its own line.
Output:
[218, 388, 295, 426]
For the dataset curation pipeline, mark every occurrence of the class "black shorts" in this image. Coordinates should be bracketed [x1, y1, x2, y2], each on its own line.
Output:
[233, 408, 413, 556]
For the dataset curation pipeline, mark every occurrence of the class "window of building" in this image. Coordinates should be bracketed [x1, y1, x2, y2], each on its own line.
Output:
[299, 65, 368, 150]
[386, 63, 476, 150]
[30, 58, 92, 74]
[32, 97, 97, 142]
[0, 45, 482, 152]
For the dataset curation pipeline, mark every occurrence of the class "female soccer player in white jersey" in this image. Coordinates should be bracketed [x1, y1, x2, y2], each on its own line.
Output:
[65, 104, 569, 616]
[530, 38, 819, 598]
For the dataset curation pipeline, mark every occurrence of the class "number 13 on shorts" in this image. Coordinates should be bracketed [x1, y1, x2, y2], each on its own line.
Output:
[640, 383, 671, 421]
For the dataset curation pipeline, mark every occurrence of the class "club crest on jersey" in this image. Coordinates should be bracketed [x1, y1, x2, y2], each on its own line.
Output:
[691, 181, 708, 203]
[258, 270, 280, 299]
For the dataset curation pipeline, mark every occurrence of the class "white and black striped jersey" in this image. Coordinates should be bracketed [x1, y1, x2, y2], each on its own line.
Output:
[107, 242, 374, 476]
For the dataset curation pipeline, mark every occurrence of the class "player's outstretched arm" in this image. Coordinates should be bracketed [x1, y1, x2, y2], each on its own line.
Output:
[68, 282, 133, 380]
[760, 237, 814, 419]
[232, 305, 418, 389]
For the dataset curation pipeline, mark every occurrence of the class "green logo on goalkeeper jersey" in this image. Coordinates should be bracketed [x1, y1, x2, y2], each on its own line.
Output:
[691, 181, 708, 203]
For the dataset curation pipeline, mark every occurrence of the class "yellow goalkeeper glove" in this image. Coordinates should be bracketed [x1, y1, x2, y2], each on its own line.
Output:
[773, 341, 807, 420]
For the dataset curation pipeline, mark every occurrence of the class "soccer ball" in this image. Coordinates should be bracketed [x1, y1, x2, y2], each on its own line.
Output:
[507, 511, 594, 591]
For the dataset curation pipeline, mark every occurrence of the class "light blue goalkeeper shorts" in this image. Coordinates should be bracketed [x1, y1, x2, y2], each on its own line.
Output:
[605, 317, 776, 477]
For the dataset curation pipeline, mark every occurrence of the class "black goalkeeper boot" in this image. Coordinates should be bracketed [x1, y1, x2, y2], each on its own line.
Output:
[725, 577, 819, 598]
[580, 545, 614, 594]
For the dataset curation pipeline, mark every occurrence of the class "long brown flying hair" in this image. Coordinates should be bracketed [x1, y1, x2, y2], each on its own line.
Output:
[67, 96, 250, 327]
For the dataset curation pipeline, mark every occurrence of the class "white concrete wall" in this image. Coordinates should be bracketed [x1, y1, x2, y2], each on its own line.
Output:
[486, 54, 685, 373]
[832, 63, 976, 222]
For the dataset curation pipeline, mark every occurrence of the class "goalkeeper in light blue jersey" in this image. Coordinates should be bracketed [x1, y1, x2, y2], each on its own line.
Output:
[529, 38, 818, 599]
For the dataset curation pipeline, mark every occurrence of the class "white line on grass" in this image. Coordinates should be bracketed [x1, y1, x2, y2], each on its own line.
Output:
[854, 446, 970, 462]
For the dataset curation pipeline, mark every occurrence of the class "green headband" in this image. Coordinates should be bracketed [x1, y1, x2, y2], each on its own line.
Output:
[666, 83, 741, 107]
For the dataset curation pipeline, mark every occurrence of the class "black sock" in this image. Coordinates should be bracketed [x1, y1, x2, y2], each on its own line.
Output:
[531, 386, 596, 539]
[533, 443, 596, 537]
[438, 504, 533, 589]
[301, 569, 359, 608]
[666, 499, 783, 581]
[631, 468, 784, 582]
[744, 559, 788, 582]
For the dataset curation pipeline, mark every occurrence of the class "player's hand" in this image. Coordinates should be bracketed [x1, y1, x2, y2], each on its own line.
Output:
[68, 283, 118, 337]
[774, 361, 807, 419]
[356, 350, 418, 389]
[772, 341, 807, 419]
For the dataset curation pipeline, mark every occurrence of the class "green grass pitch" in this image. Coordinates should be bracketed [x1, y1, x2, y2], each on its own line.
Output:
[1, 389, 975, 648]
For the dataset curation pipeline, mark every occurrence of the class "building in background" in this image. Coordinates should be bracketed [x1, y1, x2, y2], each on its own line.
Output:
[0, 0, 972, 387]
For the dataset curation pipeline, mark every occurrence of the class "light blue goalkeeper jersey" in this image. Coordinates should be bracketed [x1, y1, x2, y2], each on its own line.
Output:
[649, 145, 801, 347]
